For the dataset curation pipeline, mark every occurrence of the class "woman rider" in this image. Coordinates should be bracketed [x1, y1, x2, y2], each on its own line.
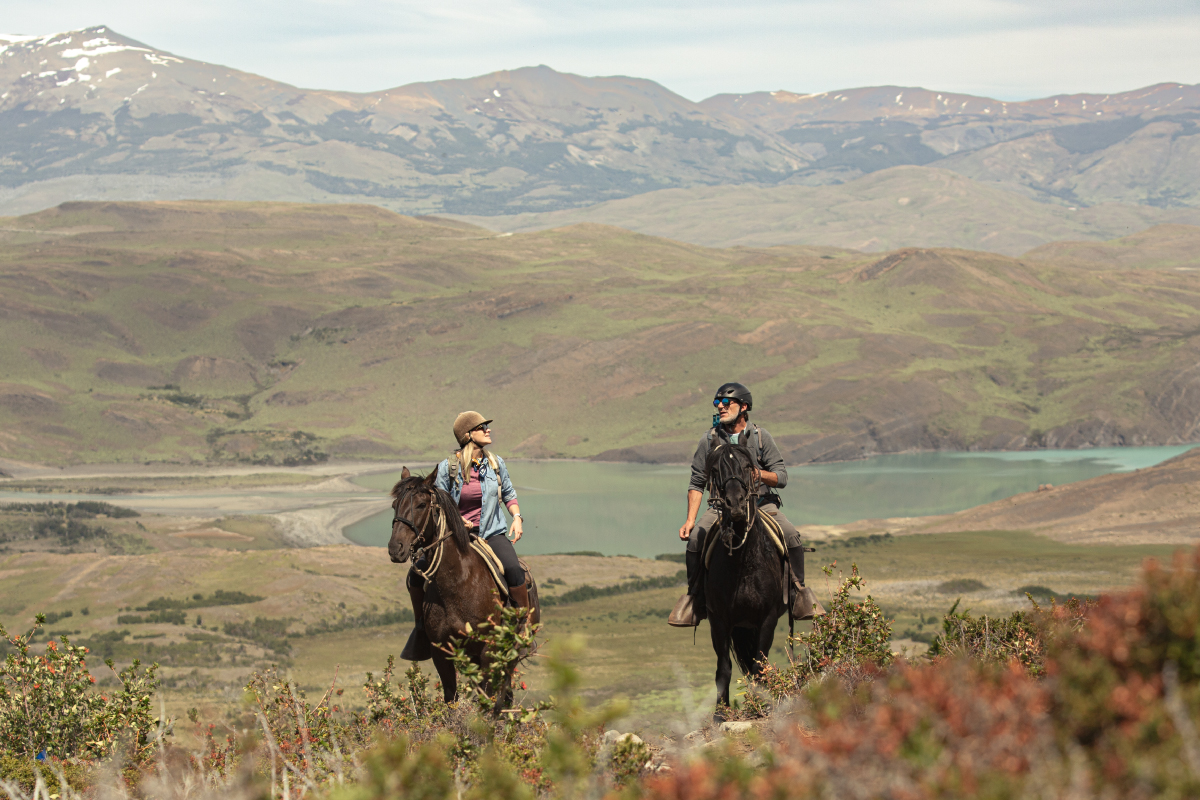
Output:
[401, 411, 529, 661]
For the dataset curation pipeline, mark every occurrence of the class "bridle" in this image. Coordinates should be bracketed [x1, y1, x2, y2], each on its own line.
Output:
[708, 444, 760, 555]
[392, 486, 456, 582]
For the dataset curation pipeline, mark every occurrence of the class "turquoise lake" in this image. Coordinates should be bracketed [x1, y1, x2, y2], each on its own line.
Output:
[345, 445, 1199, 558]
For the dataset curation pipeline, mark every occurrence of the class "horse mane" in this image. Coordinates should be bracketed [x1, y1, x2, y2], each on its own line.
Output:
[390, 474, 470, 552]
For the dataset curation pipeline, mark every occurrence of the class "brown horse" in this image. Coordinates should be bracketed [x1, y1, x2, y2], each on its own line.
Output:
[388, 467, 540, 703]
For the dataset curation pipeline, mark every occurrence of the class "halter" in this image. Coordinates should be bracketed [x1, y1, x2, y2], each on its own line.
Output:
[392, 490, 456, 582]
[708, 444, 760, 556]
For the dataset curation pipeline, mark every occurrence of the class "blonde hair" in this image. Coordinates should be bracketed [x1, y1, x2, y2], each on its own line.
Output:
[457, 441, 499, 479]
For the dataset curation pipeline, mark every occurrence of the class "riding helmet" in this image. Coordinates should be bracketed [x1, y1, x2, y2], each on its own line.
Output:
[714, 382, 753, 411]
[453, 411, 493, 447]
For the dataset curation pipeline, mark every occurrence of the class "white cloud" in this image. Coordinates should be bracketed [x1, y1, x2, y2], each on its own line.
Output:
[2, 0, 1198, 100]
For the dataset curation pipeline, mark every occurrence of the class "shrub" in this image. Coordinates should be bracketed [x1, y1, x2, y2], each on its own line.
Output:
[927, 600, 1049, 675]
[244, 665, 340, 778]
[757, 563, 894, 703]
[0, 616, 168, 761]
[0, 752, 91, 794]
[445, 606, 545, 721]
[936, 577, 987, 593]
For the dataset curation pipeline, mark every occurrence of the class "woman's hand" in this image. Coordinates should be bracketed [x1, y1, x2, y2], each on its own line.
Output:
[509, 517, 523, 542]
[462, 515, 474, 528]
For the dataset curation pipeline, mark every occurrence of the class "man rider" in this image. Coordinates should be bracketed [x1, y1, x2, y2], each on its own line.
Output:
[667, 382, 812, 627]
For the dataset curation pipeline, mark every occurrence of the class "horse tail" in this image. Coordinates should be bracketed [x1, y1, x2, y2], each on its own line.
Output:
[730, 627, 760, 676]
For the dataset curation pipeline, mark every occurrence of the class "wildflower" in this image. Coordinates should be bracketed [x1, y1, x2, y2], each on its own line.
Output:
[521, 681, 527, 690]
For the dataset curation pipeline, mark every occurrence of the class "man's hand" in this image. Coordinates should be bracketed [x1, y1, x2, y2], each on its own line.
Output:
[679, 520, 694, 541]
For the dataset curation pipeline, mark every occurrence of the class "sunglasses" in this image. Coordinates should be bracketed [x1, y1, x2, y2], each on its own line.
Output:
[471, 424, 491, 433]
[713, 397, 738, 408]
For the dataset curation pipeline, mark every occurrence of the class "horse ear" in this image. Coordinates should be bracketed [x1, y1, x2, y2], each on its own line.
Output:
[401, 466, 411, 480]
[423, 469, 438, 487]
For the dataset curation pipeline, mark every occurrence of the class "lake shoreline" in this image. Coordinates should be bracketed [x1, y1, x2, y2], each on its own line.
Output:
[8, 439, 1200, 482]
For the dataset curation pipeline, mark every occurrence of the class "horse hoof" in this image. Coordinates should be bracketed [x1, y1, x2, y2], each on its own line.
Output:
[712, 707, 729, 725]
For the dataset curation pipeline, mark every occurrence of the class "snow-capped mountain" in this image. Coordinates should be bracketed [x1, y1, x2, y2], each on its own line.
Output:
[2, 26, 1199, 216]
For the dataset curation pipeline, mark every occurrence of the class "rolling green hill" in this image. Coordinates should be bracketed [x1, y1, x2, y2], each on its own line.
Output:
[1, 200, 1199, 467]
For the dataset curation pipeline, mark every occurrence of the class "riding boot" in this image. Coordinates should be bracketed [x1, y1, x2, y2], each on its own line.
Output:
[668, 549, 707, 627]
[508, 582, 530, 609]
[787, 546, 825, 621]
[400, 572, 433, 662]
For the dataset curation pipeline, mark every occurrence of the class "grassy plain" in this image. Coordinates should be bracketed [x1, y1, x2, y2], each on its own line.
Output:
[452, 167, 1200, 256]
[0, 498, 1176, 735]
[2, 201, 1200, 468]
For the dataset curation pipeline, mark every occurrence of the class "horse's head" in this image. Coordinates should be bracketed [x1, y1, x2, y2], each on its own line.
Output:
[706, 441, 759, 529]
[388, 466, 436, 563]
[388, 466, 470, 564]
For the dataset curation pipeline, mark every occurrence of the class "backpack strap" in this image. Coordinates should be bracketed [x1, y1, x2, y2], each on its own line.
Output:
[447, 452, 460, 485]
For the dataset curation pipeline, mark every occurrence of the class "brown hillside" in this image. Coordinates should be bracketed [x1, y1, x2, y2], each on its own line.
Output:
[2, 201, 1200, 466]
[1023, 224, 1200, 270]
[923, 447, 1200, 545]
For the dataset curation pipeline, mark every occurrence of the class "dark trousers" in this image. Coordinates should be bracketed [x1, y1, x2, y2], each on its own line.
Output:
[485, 534, 525, 587]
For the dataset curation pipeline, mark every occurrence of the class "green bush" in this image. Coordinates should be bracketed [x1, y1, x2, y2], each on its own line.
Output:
[927, 599, 1052, 675]
[755, 563, 894, 704]
[0, 752, 91, 794]
[0, 616, 168, 761]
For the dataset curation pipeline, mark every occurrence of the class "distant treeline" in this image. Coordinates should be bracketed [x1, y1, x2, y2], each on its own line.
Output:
[541, 571, 686, 607]
[0, 501, 139, 518]
[0, 501, 145, 553]
[301, 606, 414, 637]
[225, 617, 293, 656]
[136, 590, 264, 612]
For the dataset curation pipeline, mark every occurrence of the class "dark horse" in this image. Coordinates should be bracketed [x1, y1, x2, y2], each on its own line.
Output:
[702, 441, 787, 719]
[388, 467, 541, 703]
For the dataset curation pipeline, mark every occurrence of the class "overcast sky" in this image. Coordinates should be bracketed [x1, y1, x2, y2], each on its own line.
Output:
[5, 0, 1199, 101]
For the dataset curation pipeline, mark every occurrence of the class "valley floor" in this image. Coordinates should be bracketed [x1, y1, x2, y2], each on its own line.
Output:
[0, 449, 1196, 735]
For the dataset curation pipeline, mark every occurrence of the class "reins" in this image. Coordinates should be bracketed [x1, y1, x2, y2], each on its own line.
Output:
[708, 444, 760, 556]
[393, 492, 456, 582]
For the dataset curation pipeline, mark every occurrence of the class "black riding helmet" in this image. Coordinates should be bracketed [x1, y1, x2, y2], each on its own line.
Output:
[714, 382, 752, 411]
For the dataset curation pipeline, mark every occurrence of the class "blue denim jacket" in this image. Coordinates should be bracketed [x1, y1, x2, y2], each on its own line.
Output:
[434, 454, 518, 541]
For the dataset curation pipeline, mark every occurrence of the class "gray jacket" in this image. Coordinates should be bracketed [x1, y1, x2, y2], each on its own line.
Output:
[688, 422, 788, 498]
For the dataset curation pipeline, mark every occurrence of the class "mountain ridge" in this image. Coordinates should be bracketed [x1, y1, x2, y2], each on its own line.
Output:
[2, 26, 1199, 223]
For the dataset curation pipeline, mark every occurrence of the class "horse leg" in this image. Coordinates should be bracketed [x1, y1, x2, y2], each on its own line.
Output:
[431, 650, 457, 703]
[709, 618, 734, 722]
[751, 614, 778, 682]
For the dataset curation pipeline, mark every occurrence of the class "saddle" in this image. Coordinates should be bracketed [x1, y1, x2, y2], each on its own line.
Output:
[702, 508, 823, 621]
[410, 534, 534, 609]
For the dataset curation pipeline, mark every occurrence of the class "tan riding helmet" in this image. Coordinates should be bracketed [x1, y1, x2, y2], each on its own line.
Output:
[453, 411, 492, 447]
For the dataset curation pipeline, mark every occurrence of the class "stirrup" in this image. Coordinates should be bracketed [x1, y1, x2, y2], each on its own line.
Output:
[400, 628, 433, 661]
[792, 585, 826, 621]
[668, 594, 704, 627]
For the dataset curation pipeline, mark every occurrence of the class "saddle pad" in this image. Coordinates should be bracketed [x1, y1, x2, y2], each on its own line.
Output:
[470, 537, 510, 600]
[703, 508, 787, 569]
